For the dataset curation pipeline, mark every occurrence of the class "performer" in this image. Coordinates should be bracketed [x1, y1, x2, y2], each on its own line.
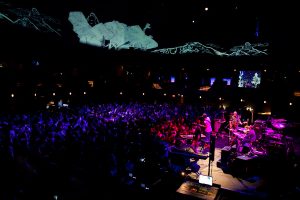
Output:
[191, 117, 204, 154]
[228, 111, 243, 146]
[242, 125, 256, 146]
[241, 125, 257, 154]
[229, 111, 242, 130]
[202, 113, 212, 144]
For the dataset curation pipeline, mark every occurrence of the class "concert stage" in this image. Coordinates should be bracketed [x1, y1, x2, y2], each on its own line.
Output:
[174, 130, 300, 200]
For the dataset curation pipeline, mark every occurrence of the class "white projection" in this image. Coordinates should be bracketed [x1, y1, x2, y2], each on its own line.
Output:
[152, 41, 269, 56]
[68, 11, 158, 50]
[0, 7, 61, 36]
[0, 3, 269, 57]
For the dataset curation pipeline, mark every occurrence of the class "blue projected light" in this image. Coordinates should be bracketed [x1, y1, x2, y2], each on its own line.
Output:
[222, 78, 231, 86]
[210, 77, 216, 86]
[170, 76, 176, 83]
[32, 60, 40, 66]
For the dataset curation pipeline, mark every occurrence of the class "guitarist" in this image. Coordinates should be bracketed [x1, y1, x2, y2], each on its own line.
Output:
[229, 111, 243, 146]
[229, 111, 243, 130]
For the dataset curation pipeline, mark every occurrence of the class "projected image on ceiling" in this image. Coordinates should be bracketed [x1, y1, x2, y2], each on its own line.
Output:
[152, 41, 269, 57]
[0, 6, 61, 36]
[68, 11, 158, 50]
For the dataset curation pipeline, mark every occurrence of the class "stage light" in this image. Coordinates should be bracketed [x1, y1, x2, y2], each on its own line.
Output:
[163, 93, 167, 96]
[204, 7, 208, 11]
[246, 106, 253, 111]
[69, 92, 72, 95]
[53, 92, 55, 96]
[83, 91, 86, 95]
[294, 91, 300, 96]
[199, 86, 210, 91]
[34, 93, 37, 97]
[88, 80, 94, 87]
[289, 102, 293, 106]
[264, 100, 267, 104]
[11, 93, 14, 98]
[199, 96, 202, 99]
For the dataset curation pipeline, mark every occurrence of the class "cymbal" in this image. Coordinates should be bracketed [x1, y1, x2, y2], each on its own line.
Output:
[272, 123, 285, 129]
[269, 141, 284, 145]
[255, 120, 266, 123]
[271, 118, 287, 122]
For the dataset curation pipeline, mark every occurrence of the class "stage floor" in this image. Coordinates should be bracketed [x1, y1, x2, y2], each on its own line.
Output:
[189, 148, 268, 199]
[180, 131, 300, 200]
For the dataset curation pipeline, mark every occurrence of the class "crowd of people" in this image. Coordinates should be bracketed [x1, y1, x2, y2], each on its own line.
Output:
[1, 101, 299, 199]
[0, 102, 214, 199]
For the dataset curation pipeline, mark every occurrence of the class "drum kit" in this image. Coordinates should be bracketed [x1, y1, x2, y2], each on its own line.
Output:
[254, 118, 287, 130]
[270, 118, 287, 130]
[251, 117, 289, 155]
[227, 117, 289, 156]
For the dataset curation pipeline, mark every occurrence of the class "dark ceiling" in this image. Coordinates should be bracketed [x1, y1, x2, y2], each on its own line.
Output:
[0, 0, 299, 62]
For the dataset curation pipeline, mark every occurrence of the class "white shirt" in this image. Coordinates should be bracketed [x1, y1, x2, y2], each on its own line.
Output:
[204, 117, 212, 132]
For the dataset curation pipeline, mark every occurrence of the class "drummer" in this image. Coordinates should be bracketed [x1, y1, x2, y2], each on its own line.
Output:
[242, 125, 256, 144]
[241, 125, 257, 153]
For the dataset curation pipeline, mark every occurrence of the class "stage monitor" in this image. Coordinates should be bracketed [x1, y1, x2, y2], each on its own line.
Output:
[237, 70, 261, 88]
[199, 175, 213, 186]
